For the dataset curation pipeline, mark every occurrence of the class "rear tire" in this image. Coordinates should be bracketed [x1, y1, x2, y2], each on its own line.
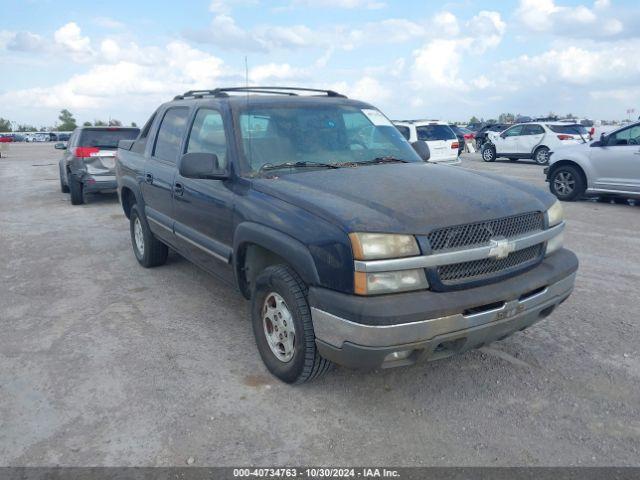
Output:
[549, 165, 585, 201]
[129, 204, 168, 267]
[251, 265, 332, 384]
[534, 146, 550, 165]
[509, 158, 518, 162]
[59, 165, 69, 193]
[68, 175, 84, 205]
[482, 145, 496, 162]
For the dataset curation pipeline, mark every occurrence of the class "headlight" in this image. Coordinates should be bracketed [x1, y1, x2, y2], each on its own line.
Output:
[547, 200, 563, 227]
[354, 269, 429, 295]
[349, 233, 420, 260]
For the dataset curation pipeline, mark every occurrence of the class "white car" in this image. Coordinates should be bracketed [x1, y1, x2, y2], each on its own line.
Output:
[482, 122, 589, 165]
[393, 120, 460, 165]
[545, 121, 640, 202]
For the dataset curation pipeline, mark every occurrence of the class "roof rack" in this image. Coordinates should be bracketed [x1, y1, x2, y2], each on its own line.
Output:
[174, 86, 346, 100]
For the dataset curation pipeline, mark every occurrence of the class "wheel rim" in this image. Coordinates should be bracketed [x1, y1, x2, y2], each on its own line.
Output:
[536, 149, 549, 164]
[134, 217, 145, 256]
[554, 171, 575, 196]
[483, 149, 494, 161]
[262, 292, 296, 363]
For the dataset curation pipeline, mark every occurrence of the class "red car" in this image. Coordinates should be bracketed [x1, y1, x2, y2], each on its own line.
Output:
[0, 135, 14, 143]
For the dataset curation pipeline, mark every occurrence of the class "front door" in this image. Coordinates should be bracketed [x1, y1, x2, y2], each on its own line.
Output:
[173, 107, 235, 282]
[519, 124, 545, 155]
[590, 124, 640, 194]
[495, 124, 523, 155]
[142, 106, 190, 239]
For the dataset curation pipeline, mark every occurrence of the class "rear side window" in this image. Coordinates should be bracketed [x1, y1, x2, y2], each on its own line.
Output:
[395, 125, 410, 140]
[548, 124, 587, 135]
[153, 107, 189, 163]
[79, 128, 139, 148]
[523, 124, 544, 135]
[132, 112, 157, 154]
[186, 109, 227, 168]
[416, 125, 456, 141]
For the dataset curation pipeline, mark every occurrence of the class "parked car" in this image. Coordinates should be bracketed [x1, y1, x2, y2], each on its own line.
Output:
[115, 86, 577, 384]
[474, 123, 509, 150]
[56, 133, 71, 142]
[545, 121, 640, 202]
[0, 134, 13, 143]
[482, 122, 588, 165]
[58, 126, 140, 204]
[449, 124, 474, 154]
[393, 120, 460, 164]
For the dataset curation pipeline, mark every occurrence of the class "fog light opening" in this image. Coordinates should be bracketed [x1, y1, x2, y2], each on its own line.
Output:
[539, 305, 555, 318]
[384, 350, 412, 362]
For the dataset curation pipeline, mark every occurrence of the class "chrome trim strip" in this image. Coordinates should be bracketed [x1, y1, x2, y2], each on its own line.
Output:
[311, 272, 575, 348]
[354, 222, 565, 273]
[175, 231, 229, 263]
[147, 216, 173, 234]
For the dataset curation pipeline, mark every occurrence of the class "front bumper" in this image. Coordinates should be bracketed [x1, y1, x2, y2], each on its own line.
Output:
[310, 249, 578, 369]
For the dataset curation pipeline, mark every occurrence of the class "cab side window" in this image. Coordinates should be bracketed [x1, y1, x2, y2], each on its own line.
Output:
[153, 107, 189, 163]
[504, 125, 524, 137]
[608, 125, 640, 146]
[132, 111, 157, 154]
[186, 109, 227, 168]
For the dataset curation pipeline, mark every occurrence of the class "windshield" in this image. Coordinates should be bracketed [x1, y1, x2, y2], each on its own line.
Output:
[548, 124, 588, 135]
[79, 128, 140, 148]
[238, 105, 421, 175]
[416, 125, 456, 141]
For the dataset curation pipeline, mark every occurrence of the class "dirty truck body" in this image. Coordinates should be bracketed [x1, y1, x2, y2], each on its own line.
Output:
[116, 87, 578, 383]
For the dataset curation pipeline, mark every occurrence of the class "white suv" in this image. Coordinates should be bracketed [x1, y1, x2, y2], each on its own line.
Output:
[482, 122, 589, 165]
[394, 120, 460, 165]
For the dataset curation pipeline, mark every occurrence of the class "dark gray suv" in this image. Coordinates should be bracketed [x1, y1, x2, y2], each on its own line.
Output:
[58, 126, 139, 205]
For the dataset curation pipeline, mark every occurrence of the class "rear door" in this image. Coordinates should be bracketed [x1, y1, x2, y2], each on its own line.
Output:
[416, 124, 456, 161]
[590, 124, 640, 193]
[519, 124, 545, 154]
[142, 106, 190, 237]
[172, 107, 235, 282]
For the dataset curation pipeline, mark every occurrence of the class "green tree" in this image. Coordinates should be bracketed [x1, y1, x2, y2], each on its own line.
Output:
[83, 121, 92, 127]
[131, 122, 138, 127]
[109, 119, 122, 126]
[93, 119, 107, 126]
[468, 116, 480, 124]
[0, 118, 12, 131]
[58, 109, 77, 131]
[17, 124, 37, 132]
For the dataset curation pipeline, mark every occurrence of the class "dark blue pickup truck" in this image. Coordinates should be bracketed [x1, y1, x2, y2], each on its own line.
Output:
[116, 87, 578, 384]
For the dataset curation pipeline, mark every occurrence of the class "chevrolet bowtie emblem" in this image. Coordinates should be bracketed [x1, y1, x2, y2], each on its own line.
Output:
[488, 238, 516, 260]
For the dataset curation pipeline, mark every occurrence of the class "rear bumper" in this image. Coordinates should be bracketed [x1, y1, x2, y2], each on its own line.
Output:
[310, 249, 578, 369]
[81, 175, 117, 192]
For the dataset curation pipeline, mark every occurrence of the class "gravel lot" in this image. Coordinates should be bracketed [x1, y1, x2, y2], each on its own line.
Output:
[1, 143, 639, 467]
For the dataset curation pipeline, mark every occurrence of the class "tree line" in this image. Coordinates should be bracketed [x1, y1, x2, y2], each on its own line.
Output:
[0, 109, 138, 132]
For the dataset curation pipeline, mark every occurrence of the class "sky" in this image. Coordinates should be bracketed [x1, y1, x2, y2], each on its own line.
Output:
[1, 0, 640, 128]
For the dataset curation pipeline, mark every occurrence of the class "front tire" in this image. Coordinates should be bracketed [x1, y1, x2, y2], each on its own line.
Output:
[549, 165, 585, 201]
[534, 146, 550, 165]
[482, 145, 496, 162]
[68, 175, 84, 205]
[251, 265, 332, 384]
[129, 204, 168, 267]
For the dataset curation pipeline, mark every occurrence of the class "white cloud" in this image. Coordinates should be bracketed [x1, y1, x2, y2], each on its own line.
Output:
[53, 22, 93, 61]
[209, 0, 258, 14]
[93, 17, 125, 29]
[468, 11, 506, 52]
[515, 0, 622, 37]
[7, 31, 45, 52]
[433, 12, 459, 36]
[249, 63, 309, 83]
[291, 0, 385, 9]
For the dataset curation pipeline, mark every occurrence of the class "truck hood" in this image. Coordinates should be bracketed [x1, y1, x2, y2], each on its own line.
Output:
[251, 163, 554, 235]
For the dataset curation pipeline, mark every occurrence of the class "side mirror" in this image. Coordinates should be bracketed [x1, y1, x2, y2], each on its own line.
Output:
[179, 152, 227, 179]
[54, 142, 67, 150]
[600, 132, 607, 146]
[411, 140, 430, 162]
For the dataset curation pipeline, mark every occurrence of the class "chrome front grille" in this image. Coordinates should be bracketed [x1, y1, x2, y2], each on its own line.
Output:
[427, 212, 544, 251]
[427, 212, 546, 287]
[437, 244, 544, 285]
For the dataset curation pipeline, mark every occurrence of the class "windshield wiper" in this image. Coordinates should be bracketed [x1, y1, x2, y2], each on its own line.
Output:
[344, 156, 409, 166]
[259, 161, 342, 173]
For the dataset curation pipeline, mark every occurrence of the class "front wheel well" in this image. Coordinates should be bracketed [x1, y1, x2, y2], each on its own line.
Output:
[237, 243, 293, 300]
[548, 160, 587, 184]
[120, 187, 136, 219]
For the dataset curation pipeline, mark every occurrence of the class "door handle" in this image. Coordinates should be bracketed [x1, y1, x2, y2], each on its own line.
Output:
[174, 182, 184, 196]
[145, 173, 154, 184]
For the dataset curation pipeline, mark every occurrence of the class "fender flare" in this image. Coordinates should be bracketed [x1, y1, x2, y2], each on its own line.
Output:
[117, 176, 145, 217]
[233, 222, 321, 291]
